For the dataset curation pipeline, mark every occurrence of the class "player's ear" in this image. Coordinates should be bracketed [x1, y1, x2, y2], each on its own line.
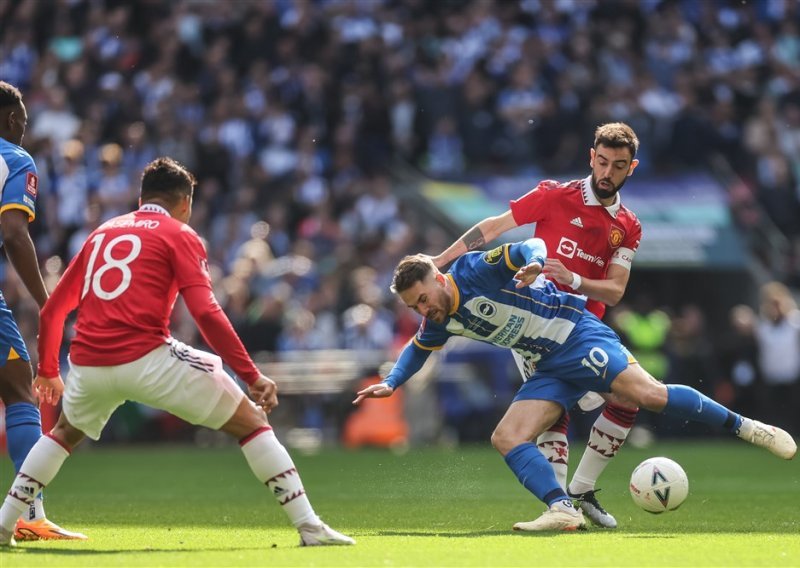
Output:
[589, 147, 595, 168]
[628, 159, 639, 176]
[435, 272, 446, 286]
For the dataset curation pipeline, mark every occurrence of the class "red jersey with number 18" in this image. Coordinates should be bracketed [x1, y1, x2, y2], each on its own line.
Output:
[510, 176, 642, 319]
[37, 204, 260, 384]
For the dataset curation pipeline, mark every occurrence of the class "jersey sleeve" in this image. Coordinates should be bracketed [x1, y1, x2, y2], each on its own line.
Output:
[382, 340, 433, 389]
[171, 226, 213, 290]
[509, 180, 557, 227]
[0, 153, 38, 222]
[412, 318, 451, 351]
[182, 285, 261, 385]
[611, 216, 642, 270]
[37, 245, 88, 376]
[451, 242, 535, 291]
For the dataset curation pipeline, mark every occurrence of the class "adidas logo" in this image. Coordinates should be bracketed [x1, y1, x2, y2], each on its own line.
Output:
[570, 217, 584, 228]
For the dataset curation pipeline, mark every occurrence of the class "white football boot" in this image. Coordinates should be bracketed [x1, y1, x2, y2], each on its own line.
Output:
[513, 500, 586, 532]
[737, 419, 797, 460]
[298, 522, 355, 546]
[0, 526, 16, 548]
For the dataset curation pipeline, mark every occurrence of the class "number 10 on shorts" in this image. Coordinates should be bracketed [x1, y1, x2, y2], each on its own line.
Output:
[581, 346, 609, 377]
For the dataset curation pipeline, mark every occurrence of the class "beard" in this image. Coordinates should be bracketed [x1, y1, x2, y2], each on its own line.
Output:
[591, 174, 627, 199]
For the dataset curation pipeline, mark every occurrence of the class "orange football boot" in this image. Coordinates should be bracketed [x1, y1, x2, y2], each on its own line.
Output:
[14, 518, 88, 541]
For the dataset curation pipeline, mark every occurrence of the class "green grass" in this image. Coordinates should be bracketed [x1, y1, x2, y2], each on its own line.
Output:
[1, 441, 798, 566]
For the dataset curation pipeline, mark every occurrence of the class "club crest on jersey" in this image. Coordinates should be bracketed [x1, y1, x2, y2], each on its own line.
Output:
[476, 301, 496, 317]
[609, 225, 625, 248]
[557, 237, 577, 259]
[25, 172, 38, 197]
[483, 245, 504, 265]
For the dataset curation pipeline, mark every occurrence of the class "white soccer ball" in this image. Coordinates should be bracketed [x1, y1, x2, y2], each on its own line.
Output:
[629, 457, 689, 514]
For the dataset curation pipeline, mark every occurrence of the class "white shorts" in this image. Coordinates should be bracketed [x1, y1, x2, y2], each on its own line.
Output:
[63, 340, 245, 440]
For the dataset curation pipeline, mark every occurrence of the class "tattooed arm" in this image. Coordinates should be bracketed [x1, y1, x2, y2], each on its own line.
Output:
[430, 210, 519, 269]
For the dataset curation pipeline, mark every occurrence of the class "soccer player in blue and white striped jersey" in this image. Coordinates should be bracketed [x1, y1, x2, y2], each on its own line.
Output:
[354, 239, 797, 531]
[0, 81, 86, 540]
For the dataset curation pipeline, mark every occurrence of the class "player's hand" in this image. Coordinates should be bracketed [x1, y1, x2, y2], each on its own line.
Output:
[249, 375, 279, 413]
[353, 383, 394, 405]
[427, 254, 446, 270]
[514, 261, 543, 288]
[542, 259, 573, 286]
[34, 374, 64, 405]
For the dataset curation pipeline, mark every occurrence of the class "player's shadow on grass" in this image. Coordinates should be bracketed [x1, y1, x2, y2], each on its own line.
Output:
[377, 529, 529, 538]
[2, 547, 262, 555]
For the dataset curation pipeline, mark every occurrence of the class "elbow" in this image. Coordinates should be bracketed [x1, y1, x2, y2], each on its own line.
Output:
[605, 289, 625, 307]
[1, 230, 26, 251]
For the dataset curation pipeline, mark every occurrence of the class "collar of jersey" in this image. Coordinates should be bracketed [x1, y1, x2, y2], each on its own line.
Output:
[446, 273, 460, 315]
[138, 203, 170, 216]
[581, 176, 621, 218]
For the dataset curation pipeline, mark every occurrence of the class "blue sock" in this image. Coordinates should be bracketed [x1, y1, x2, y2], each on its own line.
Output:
[5, 402, 43, 472]
[665, 385, 742, 432]
[504, 442, 568, 507]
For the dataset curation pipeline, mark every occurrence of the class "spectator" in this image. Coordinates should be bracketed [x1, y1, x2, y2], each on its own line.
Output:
[754, 282, 800, 434]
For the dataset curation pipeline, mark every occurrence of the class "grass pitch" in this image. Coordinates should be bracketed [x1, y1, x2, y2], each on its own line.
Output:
[1, 440, 798, 567]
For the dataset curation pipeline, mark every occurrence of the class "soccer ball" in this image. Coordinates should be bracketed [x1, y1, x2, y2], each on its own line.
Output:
[629, 457, 689, 514]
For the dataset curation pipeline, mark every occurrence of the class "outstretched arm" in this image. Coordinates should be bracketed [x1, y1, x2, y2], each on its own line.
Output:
[353, 341, 433, 405]
[431, 210, 518, 269]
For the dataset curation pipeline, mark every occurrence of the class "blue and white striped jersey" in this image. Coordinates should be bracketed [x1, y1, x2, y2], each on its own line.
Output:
[413, 242, 586, 377]
[0, 137, 38, 225]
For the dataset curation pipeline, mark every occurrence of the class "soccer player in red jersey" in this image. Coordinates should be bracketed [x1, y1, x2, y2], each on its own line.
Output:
[432, 123, 642, 528]
[0, 158, 354, 548]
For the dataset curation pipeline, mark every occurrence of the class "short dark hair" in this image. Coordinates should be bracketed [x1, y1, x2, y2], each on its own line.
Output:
[594, 122, 639, 158]
[391, 254, 435, 294]
[0, 81, 23, 109]
[140, 157, 196, 206]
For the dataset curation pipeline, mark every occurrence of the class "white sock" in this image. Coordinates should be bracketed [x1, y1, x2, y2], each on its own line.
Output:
[536, 431, 569, 490]
[240, 428, 320, 528]
[569, 414, 630, 495]
[26, 496, 45, 522]
[551, 498, 579, 515]
[736, 417, 754, 439]
[0, 436, 70, 532]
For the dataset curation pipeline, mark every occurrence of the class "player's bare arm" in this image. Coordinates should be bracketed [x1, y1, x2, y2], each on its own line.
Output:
[352, 383, 394, 405]
[0, 208, 48, 308]
[543, 260, 630, 307]
[33, 374, 65, 405]
[431, 210, 518, 269]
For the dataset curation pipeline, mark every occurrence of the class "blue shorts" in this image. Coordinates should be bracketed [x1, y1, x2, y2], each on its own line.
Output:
[0, 293, 29, 365]
[513, 312, 634, 410]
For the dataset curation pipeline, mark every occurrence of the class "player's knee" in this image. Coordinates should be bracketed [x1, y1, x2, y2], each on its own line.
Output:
[51, 414, 86, 449]
[491, 426, 524, 456]
[220, 398, 268, 438]
[637, 384, 668, 412]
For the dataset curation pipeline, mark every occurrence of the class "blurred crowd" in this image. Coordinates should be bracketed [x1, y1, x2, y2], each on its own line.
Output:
[1, 0, 799, 436]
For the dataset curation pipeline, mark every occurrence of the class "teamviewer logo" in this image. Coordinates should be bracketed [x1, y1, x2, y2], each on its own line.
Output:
[557, 237, 578, 258]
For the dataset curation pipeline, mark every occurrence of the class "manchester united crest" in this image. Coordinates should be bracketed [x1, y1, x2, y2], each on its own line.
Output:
[609, 226, 625, 248]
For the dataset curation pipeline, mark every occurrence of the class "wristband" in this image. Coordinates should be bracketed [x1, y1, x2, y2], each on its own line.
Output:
[570, 272, 582, 290]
